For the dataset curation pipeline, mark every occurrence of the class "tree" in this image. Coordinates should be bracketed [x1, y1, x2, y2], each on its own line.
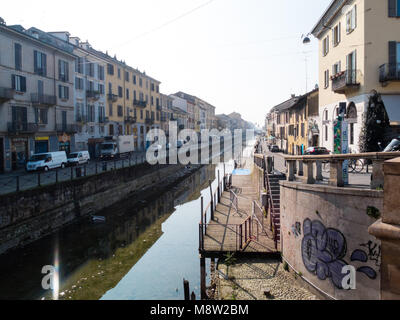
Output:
[359, 92, 390, 153]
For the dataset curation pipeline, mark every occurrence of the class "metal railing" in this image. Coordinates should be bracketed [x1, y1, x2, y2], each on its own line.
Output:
[133, 99, 147, 108]
[379, 63, 400, 83]
[0, 154, 148, 196]
[31, 93, 57, 106]
[7, 122, 38, 133]
[331, 69, 360, 93]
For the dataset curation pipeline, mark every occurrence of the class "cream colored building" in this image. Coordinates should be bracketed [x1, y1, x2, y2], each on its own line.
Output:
[312, 0, 400, 153]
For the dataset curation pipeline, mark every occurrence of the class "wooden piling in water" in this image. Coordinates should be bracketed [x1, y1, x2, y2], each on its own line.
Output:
[200, 257, 206, 300]
[183, 279, 190, 301]
[191, 292, 196, 300]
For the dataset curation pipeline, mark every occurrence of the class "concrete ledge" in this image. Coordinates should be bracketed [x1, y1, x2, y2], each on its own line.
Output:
[280, 180, 383, 198]
[369, 219, 400, 241]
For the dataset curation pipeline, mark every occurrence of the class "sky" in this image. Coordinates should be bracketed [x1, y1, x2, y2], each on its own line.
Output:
[1, 0, 332, 126]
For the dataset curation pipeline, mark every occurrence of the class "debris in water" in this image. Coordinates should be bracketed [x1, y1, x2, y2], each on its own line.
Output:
[92, 216, 106, 223]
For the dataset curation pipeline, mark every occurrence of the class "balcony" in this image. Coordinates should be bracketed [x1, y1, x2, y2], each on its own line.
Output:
[0, 87, 15, 103]
[87, 90, 101, 101]
[145, 118, 154, 125]
[124, 116, 137, 124]
[31, 93, 57, 107]
[56, 124, 79, 134]
[8, 122, 38, 134]
[331, 70, 360, 94]
[379, 63, 400, 84]
[107, 93, 118, 102]
[98, 116, 109, 124]
[133, 99, 147, 108]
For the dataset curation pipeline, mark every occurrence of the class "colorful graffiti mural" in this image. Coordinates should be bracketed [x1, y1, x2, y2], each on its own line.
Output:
[301, 219, 379, 289]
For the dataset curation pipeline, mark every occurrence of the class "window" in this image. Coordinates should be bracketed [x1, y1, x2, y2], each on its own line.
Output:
[15, 43, 22, 70]
[59, 60, 69, 82]
[117, 105, 123, 117]
[389, 0, 400, 17]
[87, 105, 95, 122]
[58, 85, 69, 100]
[139, 78, 142, 87]
[107, 64, 114, 75]
[332, 23, 341, 47]
[325, 125, 328, 141]
[151, 96, 154, 106]
[87, 62, 94, 77]
[98, 65, 105, 80]
[109, 124, 114, 136]
[346, 5, 357, 34]
[133, 75, 137, 84]
[118, 68, 121, 79]
[99, 84, 105, 94]
[87, 80, 94, 92]
[126, 89, 130, 100]
[76, 57, 84, 74]
[323, 36, 329, 56]
[34, 50, 47, 76]
[12, 75, 26, 92]
[75, 77, 84, 90]
[140, 110, 143, 119]
[151, 83, 155, 91]
[324, 70, 330, 88]
[109, 104, 113, 116]
[118, 86, 123, 98]
[35, 108, 48, 124]
[332, 61, 341, 75]
[108, 82, 112, 94]
[125, 71, 129, 82]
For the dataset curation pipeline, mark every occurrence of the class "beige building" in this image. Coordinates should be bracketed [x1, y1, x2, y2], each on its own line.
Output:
[312, 0, 400, 153]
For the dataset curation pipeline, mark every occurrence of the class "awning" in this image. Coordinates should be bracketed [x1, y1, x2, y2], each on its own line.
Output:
[381, 95, 400, 125]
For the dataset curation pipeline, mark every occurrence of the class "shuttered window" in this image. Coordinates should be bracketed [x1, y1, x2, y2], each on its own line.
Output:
[58, 85, 69, 99]
[58, 60, 69, 82]
[346, 5, 357, 33]
[15, 43, 22, 70]
[11, 74, 26, 92]
[34, 50, 47, 76]
[388, 0, 400, 17]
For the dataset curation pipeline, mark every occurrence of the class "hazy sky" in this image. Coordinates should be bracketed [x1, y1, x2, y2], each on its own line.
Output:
[1, 0, 331, 126]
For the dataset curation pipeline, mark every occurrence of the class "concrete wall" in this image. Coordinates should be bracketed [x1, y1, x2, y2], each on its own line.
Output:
[280, 181, 383, 300]
[0, 162, 189, 255]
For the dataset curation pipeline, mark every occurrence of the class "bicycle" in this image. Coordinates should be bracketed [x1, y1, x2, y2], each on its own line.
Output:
[348, 158, 364, 174]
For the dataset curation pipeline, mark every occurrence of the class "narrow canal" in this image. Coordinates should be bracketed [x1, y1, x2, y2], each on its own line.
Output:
[0, 160, 234, 300]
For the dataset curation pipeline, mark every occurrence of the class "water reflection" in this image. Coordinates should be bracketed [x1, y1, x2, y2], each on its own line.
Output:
[0, 163, 228, 300]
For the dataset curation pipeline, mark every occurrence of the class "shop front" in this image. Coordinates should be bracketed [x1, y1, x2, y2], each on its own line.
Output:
[58, 133, 71, 155]
[10, 137, 29, 171]
[34, 136, 49, 154]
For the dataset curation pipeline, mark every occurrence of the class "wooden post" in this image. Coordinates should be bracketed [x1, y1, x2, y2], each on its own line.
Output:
[191, 292, 196, 300]
[209, 180, 214, 218]
[200, 257, 207, 300]
[183, 279, 190, 301]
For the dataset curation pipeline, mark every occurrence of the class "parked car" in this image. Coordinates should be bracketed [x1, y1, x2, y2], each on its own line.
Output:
[26, 151, 68, 172]
[67, 151, 90, 166]
[270, 145, 280, 153]
[304, 147, 330, 155]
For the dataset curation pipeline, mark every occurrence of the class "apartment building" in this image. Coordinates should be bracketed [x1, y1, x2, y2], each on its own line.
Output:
[160, 93, 173, 134]
[0, 24, 75, 172]
[46, 34, 109, 158]
[312, 0, 400, 153]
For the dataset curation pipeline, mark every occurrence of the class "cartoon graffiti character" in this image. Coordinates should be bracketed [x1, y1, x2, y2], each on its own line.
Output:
[291, 222, 301, 238]
[301, 219, 348, 289]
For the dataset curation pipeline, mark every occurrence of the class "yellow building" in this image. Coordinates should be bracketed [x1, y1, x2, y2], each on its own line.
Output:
[103, 56, 162, 151]
[287, 89, 319, 155]
[312, 0, 400, 153]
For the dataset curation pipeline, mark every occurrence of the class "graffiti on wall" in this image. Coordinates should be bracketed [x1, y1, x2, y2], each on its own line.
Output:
[291, 222, 301, 238]
[301, 219, 379, 289]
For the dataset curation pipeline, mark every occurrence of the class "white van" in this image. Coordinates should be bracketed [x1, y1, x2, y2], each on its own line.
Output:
[26, 151, 68, 172]
[67, 151, 90, 166]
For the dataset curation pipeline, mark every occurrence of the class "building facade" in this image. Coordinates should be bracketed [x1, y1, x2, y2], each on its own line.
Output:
[312, 0, 400, 153]
[0, 24, 75, 172]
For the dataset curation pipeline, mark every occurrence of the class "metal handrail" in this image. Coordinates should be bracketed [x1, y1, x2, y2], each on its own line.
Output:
[230, 190, 239, 214]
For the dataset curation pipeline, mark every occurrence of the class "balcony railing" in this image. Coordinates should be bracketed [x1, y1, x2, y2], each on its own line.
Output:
[331, 70, 360, 93]
[124, 116, 137, 124]
[107, 93, 118, 102]
[133, 99, 147, 108]
[379, 63, 400, 83]
[0, 87, 15, 103]
[87, 90, 101, 101]
[7, 122, 38, 133]
[56, 124, 79, 133]
[145, 118, 154, 125]
[31, 93, 57, 106]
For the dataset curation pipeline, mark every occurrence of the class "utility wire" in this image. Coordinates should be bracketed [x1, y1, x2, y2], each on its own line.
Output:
[115, 0, 217, 49]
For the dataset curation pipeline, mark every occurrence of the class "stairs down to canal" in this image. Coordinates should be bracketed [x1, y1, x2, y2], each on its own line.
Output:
[200, 167, 281, 257]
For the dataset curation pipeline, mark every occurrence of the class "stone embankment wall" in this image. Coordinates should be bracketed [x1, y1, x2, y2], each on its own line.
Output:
[0, 163, 191, 255]
[280, 181, 383, 300]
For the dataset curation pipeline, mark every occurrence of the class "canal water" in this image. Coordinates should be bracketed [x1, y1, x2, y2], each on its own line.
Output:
[0, 161, 234, 300]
